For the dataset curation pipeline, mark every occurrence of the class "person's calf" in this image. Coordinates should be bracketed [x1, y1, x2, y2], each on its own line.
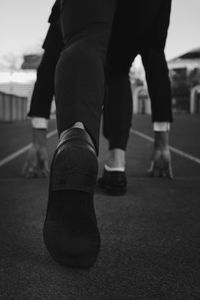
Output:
[105, 148, 125, 170]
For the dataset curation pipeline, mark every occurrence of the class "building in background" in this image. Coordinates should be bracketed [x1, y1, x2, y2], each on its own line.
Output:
[168, 48, 200, 114]
[0, 54, 40, 121]
[0, 52, 56, 121]
[21, 53, 56, 115]
[21, 54, 42, 70]
[130, 48, 200, 115]
[0, 48, 200, 121]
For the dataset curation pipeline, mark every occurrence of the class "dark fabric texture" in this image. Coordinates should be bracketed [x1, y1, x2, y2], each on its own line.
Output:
[103, 0, 172, 150]
[48, 0, 60, 24]
[28, 0, 172, 152]
[55, 0, 116, 152]
[28, 15, 63, 119]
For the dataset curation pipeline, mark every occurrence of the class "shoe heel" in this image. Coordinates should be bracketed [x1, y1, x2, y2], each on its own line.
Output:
[43, 128, 100, 268]
[51, 141, 98, 193]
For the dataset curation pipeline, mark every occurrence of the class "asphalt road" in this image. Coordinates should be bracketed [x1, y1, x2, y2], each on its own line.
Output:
[0, 115, 200, 300]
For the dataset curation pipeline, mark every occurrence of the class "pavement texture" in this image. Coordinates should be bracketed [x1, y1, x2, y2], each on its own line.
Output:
[0, 115, 200, 300]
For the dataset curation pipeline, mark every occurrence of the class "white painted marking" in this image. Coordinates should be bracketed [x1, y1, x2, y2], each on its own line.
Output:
[47, 129, 57, 139]
[131, 129, 200, 165]
[0, 129, 57, 167]
[1, 128, 200, 168]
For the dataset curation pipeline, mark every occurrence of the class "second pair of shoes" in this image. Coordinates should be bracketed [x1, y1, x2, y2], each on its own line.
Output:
[97, 168, 127, 196]
[43, 127, 101, 269]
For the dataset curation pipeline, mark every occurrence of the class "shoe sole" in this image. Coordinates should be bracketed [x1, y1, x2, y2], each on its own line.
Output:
[51, 140, 98, 193]
[43, 140, 100, 268]
[98, 182, 127, 196]
[106, 187, 127, 196]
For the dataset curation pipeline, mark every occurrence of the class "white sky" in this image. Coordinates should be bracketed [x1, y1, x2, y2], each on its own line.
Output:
[0, 0, 199, 68]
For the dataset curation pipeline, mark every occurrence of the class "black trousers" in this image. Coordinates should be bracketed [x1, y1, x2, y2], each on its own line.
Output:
[29, 0, 172, 152]
[103, 0, 173, 149]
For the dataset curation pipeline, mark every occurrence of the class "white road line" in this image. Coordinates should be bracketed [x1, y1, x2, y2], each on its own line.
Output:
[131, 129, 200, 165]
[0, 129, 57, 168]
[1, 128, 200, 168]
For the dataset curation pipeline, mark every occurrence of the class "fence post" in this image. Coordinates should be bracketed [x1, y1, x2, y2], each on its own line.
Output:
[190, 85, 200, 114]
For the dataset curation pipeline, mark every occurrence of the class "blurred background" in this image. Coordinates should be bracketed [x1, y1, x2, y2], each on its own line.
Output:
[0, 0, 200, 121]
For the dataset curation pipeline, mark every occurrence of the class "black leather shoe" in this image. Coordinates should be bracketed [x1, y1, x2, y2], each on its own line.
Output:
[98, 168, 127, 196]
[43, 127, 101, 268]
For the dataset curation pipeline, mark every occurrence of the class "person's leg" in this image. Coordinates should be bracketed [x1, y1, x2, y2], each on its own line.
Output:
[102, 0, 168, 149]
[99, 74, 131, 195]
[99, 70, 133, 195]
[55, 0, 116, 152]
[98, 2, 137, 195]
[103, 72, 133, 168]
[104, 72, 133, 151]
[102, 0, 140, 169]
[43, 0, 117, 268]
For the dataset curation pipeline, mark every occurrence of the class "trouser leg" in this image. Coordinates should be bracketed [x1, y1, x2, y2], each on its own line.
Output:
[141, 49, 173, 122]
[103, 72, 133, 150]
[102, 0, 172, 149]
[55, 0, 116, 153]
[102, 1, 136, 151]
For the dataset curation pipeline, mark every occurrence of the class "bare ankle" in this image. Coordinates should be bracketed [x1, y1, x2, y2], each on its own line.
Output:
[72, 122, 85, 129]
[106, 149, 125, 169]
